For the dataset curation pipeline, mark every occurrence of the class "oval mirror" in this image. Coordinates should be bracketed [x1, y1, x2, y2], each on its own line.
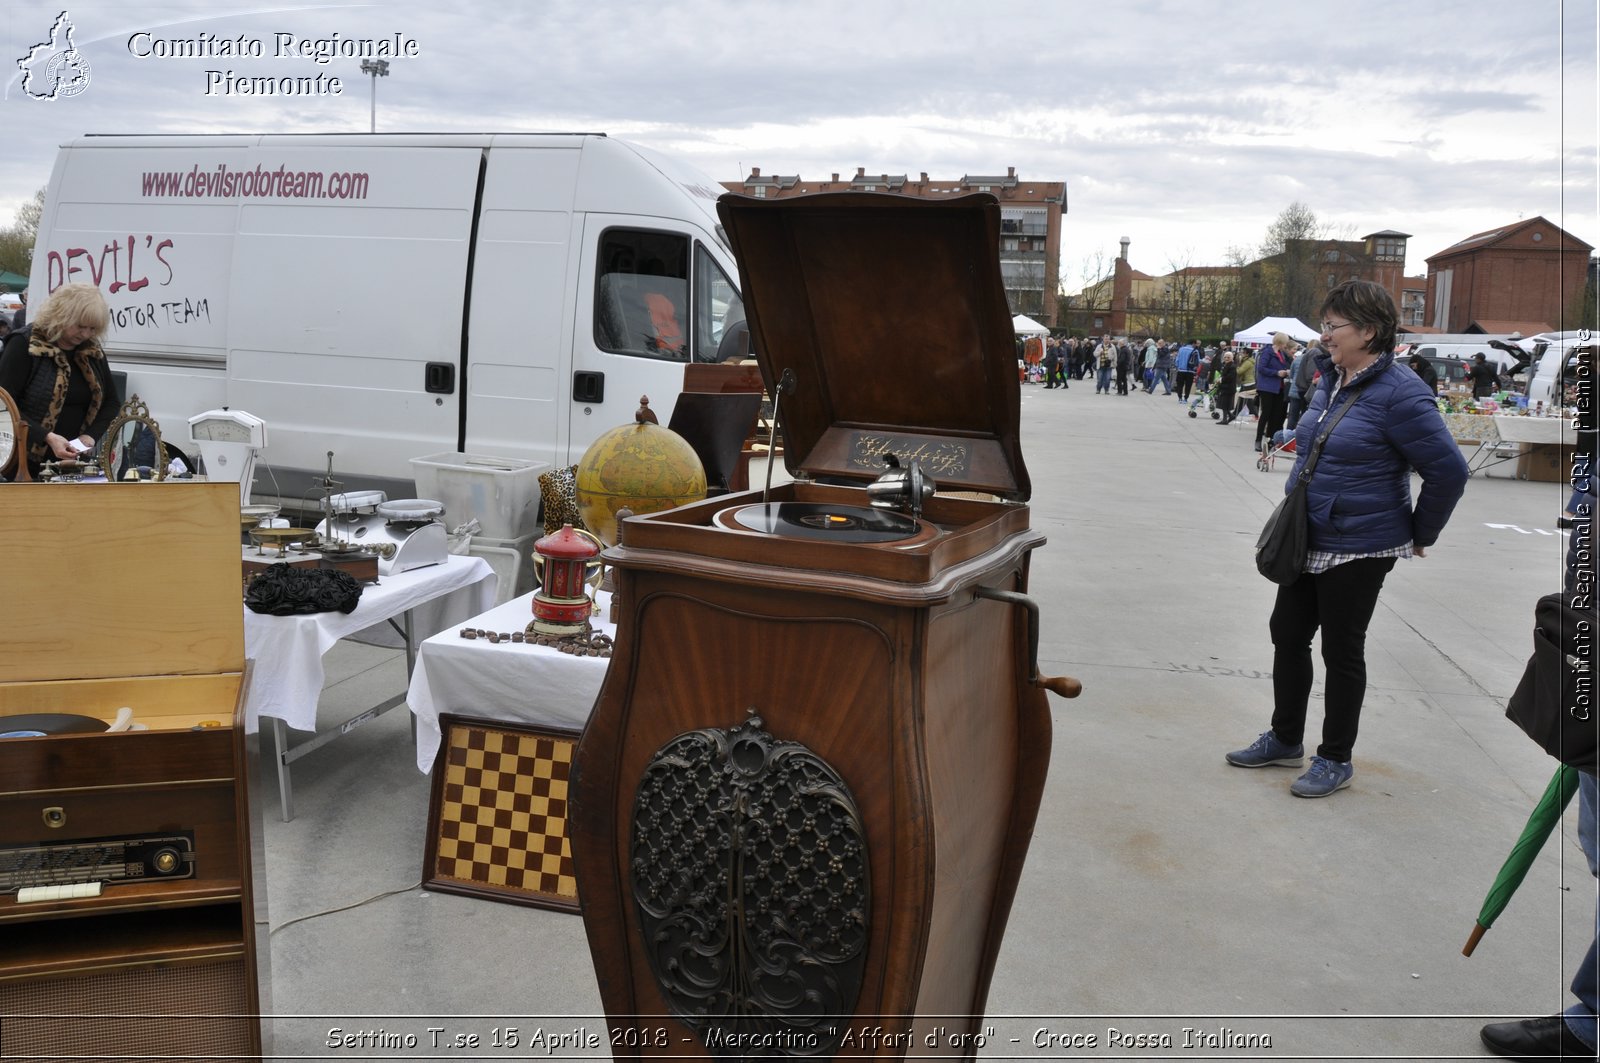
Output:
[0, 385, 30, 482]
[99, 395, 168, 482]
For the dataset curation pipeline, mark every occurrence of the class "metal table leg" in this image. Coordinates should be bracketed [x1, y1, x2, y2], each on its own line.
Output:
[272, 717, 293, 822]
[271, 606, 423, 822]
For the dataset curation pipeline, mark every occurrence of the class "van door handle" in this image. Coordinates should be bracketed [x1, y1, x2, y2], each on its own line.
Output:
[573, 371, 605, 404]
[425, 363, 455, 394]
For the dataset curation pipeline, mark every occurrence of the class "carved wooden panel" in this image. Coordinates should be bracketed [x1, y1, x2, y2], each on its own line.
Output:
[630, 714, 869, 1056]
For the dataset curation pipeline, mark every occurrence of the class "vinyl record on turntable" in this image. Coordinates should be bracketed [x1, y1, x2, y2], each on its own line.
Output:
[0, 713, 108, 737]
[719, 501, 925, 543]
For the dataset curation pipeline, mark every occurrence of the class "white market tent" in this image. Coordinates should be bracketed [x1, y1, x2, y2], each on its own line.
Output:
[1012, 314, 1050, 336]
[1233, 316, 1320, 346]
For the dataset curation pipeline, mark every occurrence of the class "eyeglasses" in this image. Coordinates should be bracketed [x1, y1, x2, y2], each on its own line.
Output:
[1320, 320, 1356, 335]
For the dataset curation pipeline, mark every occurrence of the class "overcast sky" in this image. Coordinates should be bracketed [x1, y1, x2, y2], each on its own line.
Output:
[1, 0, 1595, 284]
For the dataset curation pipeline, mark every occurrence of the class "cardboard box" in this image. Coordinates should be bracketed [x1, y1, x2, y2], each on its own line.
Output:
[1518, 442, 1577, 483]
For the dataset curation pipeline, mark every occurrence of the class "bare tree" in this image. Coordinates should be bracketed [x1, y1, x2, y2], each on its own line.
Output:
[1258, 201, 1361, 323]
[1260, 201, 1320, 258]
[1058, 249, 1115, 335]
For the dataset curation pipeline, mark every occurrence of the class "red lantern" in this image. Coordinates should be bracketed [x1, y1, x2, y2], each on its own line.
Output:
[531, 524, 601, 636]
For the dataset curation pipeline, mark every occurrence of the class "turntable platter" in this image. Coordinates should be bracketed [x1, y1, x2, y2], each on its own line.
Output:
[0, 713, 108, 738]
[718, 502, 926, 543]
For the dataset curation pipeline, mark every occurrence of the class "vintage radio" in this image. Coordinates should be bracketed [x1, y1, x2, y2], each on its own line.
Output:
[0, 482, 265, 1059]
[570, 192, 1079, 1059]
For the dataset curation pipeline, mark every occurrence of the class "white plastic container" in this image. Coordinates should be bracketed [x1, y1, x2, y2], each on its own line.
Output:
[410, 452, 548, 540]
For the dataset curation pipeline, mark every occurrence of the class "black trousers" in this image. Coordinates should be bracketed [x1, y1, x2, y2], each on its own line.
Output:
[1269, 556, 1397, 763]
[1256, 390, 1287, 446]
[1175, 370, 1195, 401]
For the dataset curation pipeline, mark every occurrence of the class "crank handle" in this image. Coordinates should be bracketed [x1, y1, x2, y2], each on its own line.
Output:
[973, 586, 1082, 698]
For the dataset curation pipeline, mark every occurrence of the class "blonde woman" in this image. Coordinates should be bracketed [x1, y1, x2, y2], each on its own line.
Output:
[1255, 332, 1295, 449]
[0, 284, 119, 477]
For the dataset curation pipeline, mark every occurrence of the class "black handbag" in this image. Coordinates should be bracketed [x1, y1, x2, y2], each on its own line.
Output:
[1505, 591, 1597, 772]
[1255, 391, 1360, 585]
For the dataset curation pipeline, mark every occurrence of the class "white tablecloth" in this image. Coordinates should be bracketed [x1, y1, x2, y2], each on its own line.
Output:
[407, 590, 615, 772]
[1492, 414, 1572, 445]
[243, 555, 497, 733]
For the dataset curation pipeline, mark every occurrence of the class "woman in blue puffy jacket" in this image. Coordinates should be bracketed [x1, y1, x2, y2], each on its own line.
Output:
[1226, 280, 1469, 798]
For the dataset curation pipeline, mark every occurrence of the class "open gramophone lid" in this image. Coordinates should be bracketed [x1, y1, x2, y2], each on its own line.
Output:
[716, 191, 1030, 501]
[376, 498, 445, 521]
[0, 713, 108, 738]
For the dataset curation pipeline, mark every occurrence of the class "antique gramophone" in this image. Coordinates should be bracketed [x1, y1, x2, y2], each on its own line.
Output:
[570, 191, 1079, 1060]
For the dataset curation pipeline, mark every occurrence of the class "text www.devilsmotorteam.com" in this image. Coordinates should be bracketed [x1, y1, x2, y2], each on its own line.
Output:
[139, 164, 370, 200]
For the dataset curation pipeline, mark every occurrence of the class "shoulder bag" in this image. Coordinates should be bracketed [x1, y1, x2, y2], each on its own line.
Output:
[1505, 591, 1597, 772]
[1254, 391, 1360, 585]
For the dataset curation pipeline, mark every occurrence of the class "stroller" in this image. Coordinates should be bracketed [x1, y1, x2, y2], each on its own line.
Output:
[1186, 385, 1216, 418]
[1257, 428, 1298, 472]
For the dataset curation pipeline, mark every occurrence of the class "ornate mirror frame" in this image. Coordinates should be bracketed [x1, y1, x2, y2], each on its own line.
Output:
[0, 385, 30, 482]
[100, 394, 168, 482]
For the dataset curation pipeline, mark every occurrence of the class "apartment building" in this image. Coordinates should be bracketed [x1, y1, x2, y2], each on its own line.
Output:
[725, 166, 1067, 324]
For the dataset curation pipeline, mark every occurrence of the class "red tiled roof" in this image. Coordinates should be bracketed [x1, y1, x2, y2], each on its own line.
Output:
[1430, 216, 1594, 259]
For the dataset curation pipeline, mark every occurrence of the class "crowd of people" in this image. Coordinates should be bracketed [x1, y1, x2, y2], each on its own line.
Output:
[1031, 330, 1332, 452]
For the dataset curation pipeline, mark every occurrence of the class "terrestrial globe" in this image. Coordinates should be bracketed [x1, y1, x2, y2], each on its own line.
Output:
[574, 397, 707, 546]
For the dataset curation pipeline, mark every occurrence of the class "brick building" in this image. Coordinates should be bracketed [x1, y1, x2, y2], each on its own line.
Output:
[1066, 230, 1423, 339]
[1423, 216, 1593, 333]
[725, 166, 1067, 324]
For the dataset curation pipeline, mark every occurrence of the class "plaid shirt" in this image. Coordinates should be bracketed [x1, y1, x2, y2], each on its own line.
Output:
[1304, 543, 1413, 575]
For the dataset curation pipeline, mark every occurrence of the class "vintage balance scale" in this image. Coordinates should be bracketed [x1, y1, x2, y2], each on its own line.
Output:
[570, 191, 1080, 1060]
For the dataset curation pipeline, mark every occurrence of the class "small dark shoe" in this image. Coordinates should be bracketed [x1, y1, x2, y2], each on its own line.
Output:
[1480, 1015, 1596, 1060]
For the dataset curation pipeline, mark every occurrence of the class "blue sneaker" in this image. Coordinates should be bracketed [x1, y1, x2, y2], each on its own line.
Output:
[1225, 730, 1304, 768]
[1290, 756, 1354, 798]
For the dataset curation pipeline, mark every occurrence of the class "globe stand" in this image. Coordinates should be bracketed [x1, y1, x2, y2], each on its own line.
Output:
[603, 508, 630, 624]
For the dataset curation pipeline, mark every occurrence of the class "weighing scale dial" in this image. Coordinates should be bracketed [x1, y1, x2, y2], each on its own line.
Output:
[188, 410, 267, 447]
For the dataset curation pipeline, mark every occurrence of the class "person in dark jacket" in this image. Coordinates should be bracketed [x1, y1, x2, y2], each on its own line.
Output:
[0, 283, 120, 478]
[1213, 350, 1238, 424]
[1226, 280, 1469, 798]
[1468, 353, 1499, 397]
[1407, 354, 1440, 395]
[1285, 343, 1320, 429]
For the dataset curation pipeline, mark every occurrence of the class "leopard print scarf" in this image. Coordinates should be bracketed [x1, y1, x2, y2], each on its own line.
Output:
[26, 331, 106, 461]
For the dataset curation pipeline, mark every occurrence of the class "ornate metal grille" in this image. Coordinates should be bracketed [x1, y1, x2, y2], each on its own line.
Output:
[630, 713, 869, 1057]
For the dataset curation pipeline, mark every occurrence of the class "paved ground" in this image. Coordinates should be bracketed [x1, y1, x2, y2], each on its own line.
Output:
[259, 378, 1590, 1061]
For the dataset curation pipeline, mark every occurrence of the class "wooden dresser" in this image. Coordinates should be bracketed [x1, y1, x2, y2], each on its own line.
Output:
[0, 482, 264, 1060]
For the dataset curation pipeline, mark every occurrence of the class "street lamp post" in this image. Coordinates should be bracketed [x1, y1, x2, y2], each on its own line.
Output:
[360, 59, 389, 133]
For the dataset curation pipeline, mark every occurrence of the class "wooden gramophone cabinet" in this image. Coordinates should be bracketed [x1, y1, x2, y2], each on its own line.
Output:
[570, 192, 1077, 1059]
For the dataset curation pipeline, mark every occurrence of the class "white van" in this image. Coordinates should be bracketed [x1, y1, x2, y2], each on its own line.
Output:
[28, 133, 746, 507]
[1400, 335, 1525, 376]
[1508, 332, 1597, 407]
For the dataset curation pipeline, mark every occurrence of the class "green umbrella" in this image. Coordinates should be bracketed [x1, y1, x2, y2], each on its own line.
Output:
[1463, 763, 1581, 956]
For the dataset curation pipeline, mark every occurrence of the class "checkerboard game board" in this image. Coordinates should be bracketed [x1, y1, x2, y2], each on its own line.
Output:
[423, 716, 580, 912]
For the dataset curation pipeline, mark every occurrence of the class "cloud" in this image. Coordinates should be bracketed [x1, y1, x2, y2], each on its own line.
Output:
[1410, 90, 1543, 120]
[0, 0, 1591, 280]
